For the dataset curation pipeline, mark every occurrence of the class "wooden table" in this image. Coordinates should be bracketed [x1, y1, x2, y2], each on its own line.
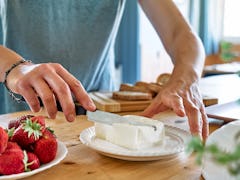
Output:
[0, 110, 221, 180]
[1, 74, 239, 180]
[203, 54, 240, 77]
[200, 74, 240, 121]
[199, 74, 240, 105]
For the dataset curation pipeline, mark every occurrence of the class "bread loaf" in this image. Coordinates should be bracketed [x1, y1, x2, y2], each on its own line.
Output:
[148, 82, 163, 93]
[135, 81, 159, 95]
[112, 73, 173, 101]
[156, 73, 171, 85]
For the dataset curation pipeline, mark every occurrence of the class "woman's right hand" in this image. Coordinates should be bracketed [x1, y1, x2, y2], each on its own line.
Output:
[6, 62, 96, 122]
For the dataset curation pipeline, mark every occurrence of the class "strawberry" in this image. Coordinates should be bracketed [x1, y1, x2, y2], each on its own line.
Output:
[5, 141, 22, 151]
[31, 116, 46, 128]
[10, 118, 43, 148]
[43, 127, 56, 139]
[0, 142, 25, 175]
[34, 129, 57, 164]
[24, 151, 40, 171]
[8, 115, 34, 129]
[0, 127, 8, 154]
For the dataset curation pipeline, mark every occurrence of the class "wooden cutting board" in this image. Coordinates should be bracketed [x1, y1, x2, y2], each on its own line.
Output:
[206, 100, 240, 122]
[89, 92, 218, 113]
[89, 92, 151, 112]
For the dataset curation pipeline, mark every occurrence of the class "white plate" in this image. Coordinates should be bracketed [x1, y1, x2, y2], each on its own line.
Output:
[80, 125, 191, 161]
[202, 120, 240, 180]
[0, 124, 68, 179]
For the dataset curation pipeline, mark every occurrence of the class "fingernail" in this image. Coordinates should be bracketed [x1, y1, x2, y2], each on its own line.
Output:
[193, 133, 202, 141]
[48, 112, 56, 119]
[88, 101, 96, 109]
[31, 108, 40, 113]
[67, 114, 76, 122]
[30, 105, 41, 113]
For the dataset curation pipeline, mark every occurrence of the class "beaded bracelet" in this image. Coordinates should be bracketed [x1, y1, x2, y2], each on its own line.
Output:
[3, 59, 32, 102]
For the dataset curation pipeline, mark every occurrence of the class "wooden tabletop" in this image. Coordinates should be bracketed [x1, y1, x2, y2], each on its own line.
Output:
[1, 74, 239, 180]
[0, 110, 222, 180]
[200, 74, 240, 121]
[199, 74, 240, 105]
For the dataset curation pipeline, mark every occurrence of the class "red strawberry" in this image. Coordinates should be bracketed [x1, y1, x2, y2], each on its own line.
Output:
[10, 118, 43, 148]
[31, 116, 46, 128]
[0, 142, 25, 175]
[5, 142, 22, 152]
[0, 127, 8, 154]
[8, 115, 34, 129]
[43, 127, 56, 139]
[25, 152, 40, 171]
[34, 129, 57, 164]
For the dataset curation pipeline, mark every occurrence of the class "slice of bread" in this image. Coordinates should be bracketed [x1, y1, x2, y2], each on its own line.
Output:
[112, 91, 152, 101]
[120, 83, 155, 96]
[148, 83, 163, 93]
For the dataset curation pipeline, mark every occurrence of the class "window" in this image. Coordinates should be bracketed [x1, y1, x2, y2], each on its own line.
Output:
[139, 0, 189, 82]
[221, 0, 240, 60]
[223, 0, 240, 41]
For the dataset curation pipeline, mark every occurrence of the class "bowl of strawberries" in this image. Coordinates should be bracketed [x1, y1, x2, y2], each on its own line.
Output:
[0, 115, 68, 179]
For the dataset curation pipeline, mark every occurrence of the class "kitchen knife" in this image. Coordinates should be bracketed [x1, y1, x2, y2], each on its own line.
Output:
[20, 97, 86, 115]
[87, 110, 157, 130]
[40, 99, 86, 115]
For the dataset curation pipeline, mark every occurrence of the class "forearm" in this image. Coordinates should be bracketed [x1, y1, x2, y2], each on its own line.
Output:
[139, 0, 205, 81]
[0, 45, 23, 82]
[170, 32, 205, 84]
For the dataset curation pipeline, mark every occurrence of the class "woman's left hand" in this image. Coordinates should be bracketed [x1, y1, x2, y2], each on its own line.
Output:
[140, 78, 209, 141]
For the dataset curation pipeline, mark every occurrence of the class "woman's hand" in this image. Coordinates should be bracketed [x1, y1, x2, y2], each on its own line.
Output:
[140, 77, 209, 141]
[6, 62, 96, 122]
[139, 0, 209, 141]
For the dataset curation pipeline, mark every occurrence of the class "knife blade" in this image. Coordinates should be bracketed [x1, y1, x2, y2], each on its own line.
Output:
[87, 110, 157, 130]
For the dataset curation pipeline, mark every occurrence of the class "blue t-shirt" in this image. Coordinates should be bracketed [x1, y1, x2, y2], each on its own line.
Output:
[0, 0, 125, 113]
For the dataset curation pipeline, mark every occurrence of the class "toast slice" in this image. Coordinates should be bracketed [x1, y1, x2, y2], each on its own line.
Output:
[112, 91, 152, 101]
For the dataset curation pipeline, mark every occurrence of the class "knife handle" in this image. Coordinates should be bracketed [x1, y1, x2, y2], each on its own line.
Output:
[20, 97, 86, 115]
[54, 101, 86, 115]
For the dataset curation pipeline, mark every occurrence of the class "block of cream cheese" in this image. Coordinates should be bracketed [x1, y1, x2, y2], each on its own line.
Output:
[94, 115, 165, 150]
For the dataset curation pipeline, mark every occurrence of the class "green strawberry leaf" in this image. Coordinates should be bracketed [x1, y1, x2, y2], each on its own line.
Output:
[7, 127, 15, 138]
[23, 118, 42, 140]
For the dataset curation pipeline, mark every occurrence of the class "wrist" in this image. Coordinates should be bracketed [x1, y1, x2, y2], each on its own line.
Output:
[3, 59, 32, 102]
[170, 67, 200, 87]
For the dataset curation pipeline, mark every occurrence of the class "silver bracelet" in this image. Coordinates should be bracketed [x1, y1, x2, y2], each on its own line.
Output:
[3, 59, 32, 103]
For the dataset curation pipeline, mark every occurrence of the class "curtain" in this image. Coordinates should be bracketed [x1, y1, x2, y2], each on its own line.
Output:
[115, 0, 140, 84]
[189, 0, 225, 55]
